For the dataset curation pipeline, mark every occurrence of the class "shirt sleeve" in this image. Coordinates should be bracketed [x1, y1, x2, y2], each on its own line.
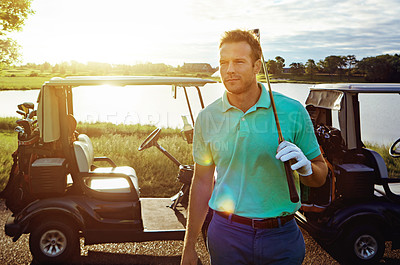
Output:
[294, 104, 321, 160]
[192, 111, 214, 166]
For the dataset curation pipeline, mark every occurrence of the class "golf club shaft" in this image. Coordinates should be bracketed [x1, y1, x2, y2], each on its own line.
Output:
[253, 29, 299, 203]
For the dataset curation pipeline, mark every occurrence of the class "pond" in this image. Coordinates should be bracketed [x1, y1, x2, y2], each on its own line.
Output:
[0, 83, 399, 145]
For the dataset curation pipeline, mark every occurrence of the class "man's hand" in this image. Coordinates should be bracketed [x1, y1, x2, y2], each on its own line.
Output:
[181, 245, 198, 265]
[276, 141, 312, 176]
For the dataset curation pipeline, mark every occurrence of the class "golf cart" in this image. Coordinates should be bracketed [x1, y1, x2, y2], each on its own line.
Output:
[296, 83, 400, 264]
[1, 76, 215, 264]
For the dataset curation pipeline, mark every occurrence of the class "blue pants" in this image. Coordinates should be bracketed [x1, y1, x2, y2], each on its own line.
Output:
[207, 212, 305, 265]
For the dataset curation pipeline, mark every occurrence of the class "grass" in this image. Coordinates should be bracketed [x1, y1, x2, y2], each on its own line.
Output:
[76, 122, 181, 139]
[365, 142, 400, 178]
[88, 131, 193, 196]
[0, 117, 18, 130]
[0, 67, 220, 90]
[0, 131, 18, 191]
[0, 75, 220, 91]
[0, 118, 398, 196]
[0, 76, 51, 90]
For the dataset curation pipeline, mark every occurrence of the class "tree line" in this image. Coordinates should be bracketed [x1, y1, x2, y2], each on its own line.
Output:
[14, 61, 192, 76]
[10, 54, 400, 83]
[267, 54, 400, 82]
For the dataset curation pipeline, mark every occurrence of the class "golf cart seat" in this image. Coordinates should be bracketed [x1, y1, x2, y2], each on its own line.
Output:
[73, 134, 139, 194]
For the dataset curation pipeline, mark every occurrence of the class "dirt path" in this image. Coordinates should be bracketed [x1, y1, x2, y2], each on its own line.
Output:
[1, 199, 399, 264]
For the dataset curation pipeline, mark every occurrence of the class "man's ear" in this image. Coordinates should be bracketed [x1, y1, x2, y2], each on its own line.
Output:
[254, 59, 262, 74]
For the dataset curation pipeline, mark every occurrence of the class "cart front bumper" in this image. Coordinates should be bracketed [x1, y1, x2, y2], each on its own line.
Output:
[5, 215, 23, 241]
[295, 211, 338, 244]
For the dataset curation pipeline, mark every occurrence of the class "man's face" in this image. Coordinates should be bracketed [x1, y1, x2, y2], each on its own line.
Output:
[219, 41, 261, 95]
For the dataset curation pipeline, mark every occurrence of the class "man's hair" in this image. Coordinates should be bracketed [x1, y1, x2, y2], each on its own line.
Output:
[219, 29, 262, 63]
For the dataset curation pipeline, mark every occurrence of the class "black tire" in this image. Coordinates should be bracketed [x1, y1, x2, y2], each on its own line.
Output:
[343, 224, 385, 264]
[29, 219, 79, 264]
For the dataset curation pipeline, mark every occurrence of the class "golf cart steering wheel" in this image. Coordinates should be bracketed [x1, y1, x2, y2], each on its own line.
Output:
[389, 137, 400, 158]
[138, 128, 161, 151]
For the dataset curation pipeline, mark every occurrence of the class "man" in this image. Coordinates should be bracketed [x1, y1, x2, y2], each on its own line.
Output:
[181, 29, 328, 265]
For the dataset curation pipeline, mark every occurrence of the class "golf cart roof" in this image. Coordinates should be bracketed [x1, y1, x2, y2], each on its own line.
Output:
[45, 76, 216, 87]
[306, 83, 400, 110]
[310, 83, 400, 93]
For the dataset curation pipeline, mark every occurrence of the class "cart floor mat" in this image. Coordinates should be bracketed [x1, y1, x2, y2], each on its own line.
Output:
[141, 198, 187, 231]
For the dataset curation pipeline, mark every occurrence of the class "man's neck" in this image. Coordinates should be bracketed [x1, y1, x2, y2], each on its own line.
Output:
[226, 83, 261, 113]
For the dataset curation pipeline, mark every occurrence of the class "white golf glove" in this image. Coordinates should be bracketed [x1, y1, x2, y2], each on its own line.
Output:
[275, 141, 312, 176]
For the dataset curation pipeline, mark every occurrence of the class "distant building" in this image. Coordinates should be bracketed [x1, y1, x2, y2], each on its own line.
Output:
[181, 63, 215, 73]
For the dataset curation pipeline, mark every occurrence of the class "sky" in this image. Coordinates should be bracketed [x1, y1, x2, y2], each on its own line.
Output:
[9, 0, 400, 67]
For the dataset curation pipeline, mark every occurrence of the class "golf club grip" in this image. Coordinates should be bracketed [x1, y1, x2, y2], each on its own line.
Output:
[284, 161, 300, 203]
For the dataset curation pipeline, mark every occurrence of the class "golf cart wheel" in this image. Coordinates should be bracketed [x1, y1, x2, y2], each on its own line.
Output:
[343, 224, 385, 264]
[29, 219, 79, 264]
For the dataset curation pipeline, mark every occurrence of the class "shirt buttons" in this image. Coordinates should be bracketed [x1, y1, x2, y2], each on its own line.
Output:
[241, 117, 245, 121]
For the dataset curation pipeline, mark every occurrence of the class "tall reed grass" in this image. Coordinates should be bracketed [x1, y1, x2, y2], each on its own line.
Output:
[0, 118, 399, 196]
[76, 122, 180, 139]
[0, 132, 18, 191]
[0, 117, 18, 130]
[0, 120, 192, 197]
[365, 142, 400, 178]
[0, 76, 49, 90]
[89, 132, 192, 197]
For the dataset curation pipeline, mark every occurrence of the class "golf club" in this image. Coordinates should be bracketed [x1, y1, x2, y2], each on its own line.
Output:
[253, 29, 299, 203]
[23, 102, 34, 110]
[16, 119, 31, 136]
[16, 110, 26, 118]
[28, 110, 37, 119]
[14, 126, 24, 134]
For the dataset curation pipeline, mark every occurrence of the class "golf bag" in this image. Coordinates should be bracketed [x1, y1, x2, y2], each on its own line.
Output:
[0, 145, 37, 214]
[0, 103, 41, 214]
[300, 124, 346, 212]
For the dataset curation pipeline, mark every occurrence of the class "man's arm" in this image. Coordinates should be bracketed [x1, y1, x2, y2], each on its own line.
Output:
[299, 154, 327, 187]
[181, 163, 215, 265]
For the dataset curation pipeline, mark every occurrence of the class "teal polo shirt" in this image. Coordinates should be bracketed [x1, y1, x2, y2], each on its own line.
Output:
[193, 83, 321, 218]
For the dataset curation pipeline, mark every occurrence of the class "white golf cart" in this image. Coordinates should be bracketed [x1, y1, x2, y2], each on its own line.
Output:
[297, 83, 400, 264]
[1, 76, 216, 264]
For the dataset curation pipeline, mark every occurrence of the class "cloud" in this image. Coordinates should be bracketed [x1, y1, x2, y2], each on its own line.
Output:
[12, 0, 400, 65]
[184, 0, 400, 63]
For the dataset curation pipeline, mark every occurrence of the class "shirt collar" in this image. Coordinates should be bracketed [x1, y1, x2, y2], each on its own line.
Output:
[255, 83, 271, 109]
[222, 82, 271, 112]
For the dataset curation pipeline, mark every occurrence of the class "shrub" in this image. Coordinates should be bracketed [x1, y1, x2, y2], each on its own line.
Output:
[28, 71, 39, 77]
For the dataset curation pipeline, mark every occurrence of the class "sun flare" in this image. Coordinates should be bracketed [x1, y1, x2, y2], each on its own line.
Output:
[89, 177, 130, 190]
